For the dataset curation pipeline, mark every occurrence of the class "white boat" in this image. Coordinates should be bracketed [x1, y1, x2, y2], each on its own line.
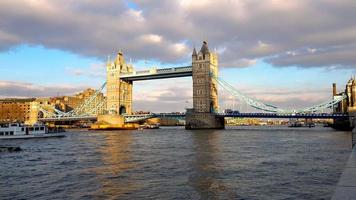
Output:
[0, 123, 65, 140]
[139, 123, 160, 130]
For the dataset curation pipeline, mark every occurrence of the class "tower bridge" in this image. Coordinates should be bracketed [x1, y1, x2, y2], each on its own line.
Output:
[37, 41, 356, 130]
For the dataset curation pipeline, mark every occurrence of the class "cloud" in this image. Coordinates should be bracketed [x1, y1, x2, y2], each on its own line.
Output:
[266, 44, 356, 68]
[0, 80, 88, 98]
[0, 0, 355, 68]
[139, 34, 162, 44]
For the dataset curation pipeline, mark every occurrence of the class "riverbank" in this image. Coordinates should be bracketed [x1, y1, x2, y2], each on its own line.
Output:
[332, 145, 356, 199]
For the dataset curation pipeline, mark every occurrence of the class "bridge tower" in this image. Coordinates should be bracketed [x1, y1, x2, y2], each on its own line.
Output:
[346, 77, 356, 128]
[185, 41, 225, 129]
[106, 51, 133, 115]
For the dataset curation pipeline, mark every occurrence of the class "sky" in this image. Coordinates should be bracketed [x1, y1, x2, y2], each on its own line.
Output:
[0, 0, 355, 112]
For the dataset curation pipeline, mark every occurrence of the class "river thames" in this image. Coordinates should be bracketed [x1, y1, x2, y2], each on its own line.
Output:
[0, 126, 351, 199]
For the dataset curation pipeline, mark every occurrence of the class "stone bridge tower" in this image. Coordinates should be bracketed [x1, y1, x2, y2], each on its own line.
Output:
[346, 77, 356, 128]
[185, 41, 225, 129]
[346, 77, 356, 112]
[106, 51, 133, 115]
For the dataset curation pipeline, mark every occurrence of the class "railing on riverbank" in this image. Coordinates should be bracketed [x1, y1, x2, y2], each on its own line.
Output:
[352, 128, 356, 148]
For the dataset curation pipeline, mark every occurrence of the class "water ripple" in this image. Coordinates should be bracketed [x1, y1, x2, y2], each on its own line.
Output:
[0, 126, 351, 199]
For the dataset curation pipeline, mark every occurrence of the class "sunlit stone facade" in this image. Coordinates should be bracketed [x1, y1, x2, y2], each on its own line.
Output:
[106, 51, 133, 115]
[192, 41, 219, 113]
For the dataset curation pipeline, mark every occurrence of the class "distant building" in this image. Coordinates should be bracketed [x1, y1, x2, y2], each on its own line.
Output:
[0, 98, 35, 123]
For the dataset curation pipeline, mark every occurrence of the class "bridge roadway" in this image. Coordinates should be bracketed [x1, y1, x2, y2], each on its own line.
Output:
[119, 66, 192, 81]
[220, 112, 349, 119]
[38, 116, 97, 122]
[38, 112, 349, 123]
[124, 112, 349, 123]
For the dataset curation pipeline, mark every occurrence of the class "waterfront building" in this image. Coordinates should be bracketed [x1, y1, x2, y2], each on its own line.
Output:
[0, 98, 35, 123]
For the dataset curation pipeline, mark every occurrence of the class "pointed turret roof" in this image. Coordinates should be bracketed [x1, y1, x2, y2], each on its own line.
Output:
[199, 41, 210, 54]
[115, 50, 126, 66]
[192, 48, 197, 56]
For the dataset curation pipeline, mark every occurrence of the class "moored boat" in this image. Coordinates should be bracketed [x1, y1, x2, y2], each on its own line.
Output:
[139, 123, 160, 129]
[288, 121, 303, 127]
[0, 123, 65, 139]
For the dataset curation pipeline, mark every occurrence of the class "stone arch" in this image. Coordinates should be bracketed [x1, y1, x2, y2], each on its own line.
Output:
[210, 102, 215, 113]
[119, 106, 126, 115]
[37, 111, 44, 118]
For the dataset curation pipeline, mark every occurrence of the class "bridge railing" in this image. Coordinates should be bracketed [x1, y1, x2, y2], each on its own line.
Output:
[352, 127, 356, 148]
[218, 112, 348, 118]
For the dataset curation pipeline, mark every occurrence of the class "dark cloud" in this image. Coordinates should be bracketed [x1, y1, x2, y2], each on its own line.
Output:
[0, 0, 355, 68]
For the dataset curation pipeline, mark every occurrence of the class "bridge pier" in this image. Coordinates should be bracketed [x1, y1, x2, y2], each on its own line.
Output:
[349, 112, 356, 147]
[350, 112, 356, 128]
[90, 114, 139, 130]
[185, 110, 224, 130]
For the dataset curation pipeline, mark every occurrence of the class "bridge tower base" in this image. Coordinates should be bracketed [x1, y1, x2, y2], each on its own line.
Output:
[350, 111, 356, 128]
[90, 114, 139, 130]
[185, 110, 225, 130]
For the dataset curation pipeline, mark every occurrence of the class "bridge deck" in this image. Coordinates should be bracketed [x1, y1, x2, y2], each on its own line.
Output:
[123, 112, 349, 123]
[38, 116, 97, 122]
[220, 113, 349, 119]
[119, 66, 192, 81]
[39, 112, 349, 122]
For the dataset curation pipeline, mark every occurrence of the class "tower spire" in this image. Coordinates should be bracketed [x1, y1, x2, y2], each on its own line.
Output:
[199, 41, 210, 54]
[192, 47, 197, 57]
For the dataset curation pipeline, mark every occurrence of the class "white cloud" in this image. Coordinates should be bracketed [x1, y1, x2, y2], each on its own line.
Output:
[139, 34, 162, 44]
[125, 9, 145, 22]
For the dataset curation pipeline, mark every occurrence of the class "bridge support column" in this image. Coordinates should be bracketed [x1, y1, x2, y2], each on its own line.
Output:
[91, 51, 137, 130]
[185, 41, 224, 130]
[185, 109, 224, 129]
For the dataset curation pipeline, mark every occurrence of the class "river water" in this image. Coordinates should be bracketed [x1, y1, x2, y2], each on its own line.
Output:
[0, 126, 352, 200]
